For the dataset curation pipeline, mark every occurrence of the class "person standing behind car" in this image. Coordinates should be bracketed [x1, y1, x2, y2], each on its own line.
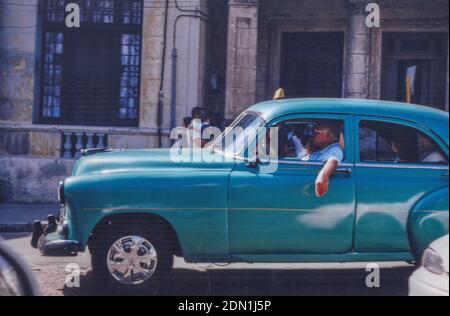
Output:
[182, 116, 193, 128]
[190, 107, 210, 148]
[180, 116, 193, 147]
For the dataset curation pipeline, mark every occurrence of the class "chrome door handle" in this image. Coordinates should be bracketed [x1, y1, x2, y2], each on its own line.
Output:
[335, 168, 352, 176]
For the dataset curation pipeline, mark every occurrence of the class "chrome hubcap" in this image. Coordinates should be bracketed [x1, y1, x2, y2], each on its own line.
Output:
[107, 236, 158, 285]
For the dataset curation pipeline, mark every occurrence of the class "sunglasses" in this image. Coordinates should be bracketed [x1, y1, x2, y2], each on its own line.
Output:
[314, 129, 330, 134]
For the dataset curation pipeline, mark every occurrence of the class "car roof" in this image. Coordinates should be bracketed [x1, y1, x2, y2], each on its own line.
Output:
[248, 98, 449, 144]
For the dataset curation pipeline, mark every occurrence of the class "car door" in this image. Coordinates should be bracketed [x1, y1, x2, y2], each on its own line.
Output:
[354, 116, 449, 253]
[227, 114, 356, 255]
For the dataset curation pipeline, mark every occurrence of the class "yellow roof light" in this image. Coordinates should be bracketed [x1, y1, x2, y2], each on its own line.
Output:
[273, 88, 286, 100]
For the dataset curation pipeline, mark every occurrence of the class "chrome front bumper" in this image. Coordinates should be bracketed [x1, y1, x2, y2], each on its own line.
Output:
[30, 214, 80, 256]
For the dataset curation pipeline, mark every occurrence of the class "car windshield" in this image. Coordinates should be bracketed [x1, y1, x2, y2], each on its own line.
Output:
[214, 112, 266, 158]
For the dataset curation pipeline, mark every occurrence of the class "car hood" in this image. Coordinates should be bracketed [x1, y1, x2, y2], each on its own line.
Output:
[430, 235, 449, 273]
[71, 148, 236, 176]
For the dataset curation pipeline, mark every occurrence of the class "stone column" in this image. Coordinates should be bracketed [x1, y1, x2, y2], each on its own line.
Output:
[0, 0, 38, 124]
[225, 0, 259, 122]
[343, 0, 371, 99]
[139, 1, 168, 131]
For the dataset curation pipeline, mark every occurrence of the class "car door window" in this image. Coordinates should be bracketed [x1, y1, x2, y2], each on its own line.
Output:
[269, 118, 346, 162]
[359, 120, 448, 164]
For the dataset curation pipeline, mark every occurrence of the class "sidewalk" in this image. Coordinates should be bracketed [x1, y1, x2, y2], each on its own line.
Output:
[0, 203, 60, 232]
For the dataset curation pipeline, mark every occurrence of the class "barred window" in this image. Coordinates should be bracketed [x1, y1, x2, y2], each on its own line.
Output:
[39, 0, 143, 127]
[42, 32, 63, 118]
[46, 0, 115, 23]
[46, 0, 66, 22]
[123, 0, 143, 24]
[119, 34, 141, 119]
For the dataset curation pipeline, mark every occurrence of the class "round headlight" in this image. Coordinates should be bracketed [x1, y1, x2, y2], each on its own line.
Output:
[422, 248, 445, 275]
[57, 181, 65, 205]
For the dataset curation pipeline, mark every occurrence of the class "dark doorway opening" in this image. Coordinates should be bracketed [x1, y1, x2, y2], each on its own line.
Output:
[280, 32, 344, 98]
[395, 60, 429, 106]
[381, 33, 448, 109]
[205, 0, 229, 128]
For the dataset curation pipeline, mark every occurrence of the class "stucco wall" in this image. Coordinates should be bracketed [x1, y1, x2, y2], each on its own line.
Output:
[0, 156, 74, 203]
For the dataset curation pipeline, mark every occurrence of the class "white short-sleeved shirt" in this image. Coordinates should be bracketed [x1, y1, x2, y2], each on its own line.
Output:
[421, 151, 447, 164]
[304, 142, 344, 163]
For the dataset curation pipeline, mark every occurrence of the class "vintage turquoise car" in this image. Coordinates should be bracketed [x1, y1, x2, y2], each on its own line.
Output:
[31, 98, 449, 293]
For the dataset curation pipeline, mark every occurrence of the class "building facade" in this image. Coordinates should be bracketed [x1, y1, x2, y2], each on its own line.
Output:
[0, 0, 449, 202]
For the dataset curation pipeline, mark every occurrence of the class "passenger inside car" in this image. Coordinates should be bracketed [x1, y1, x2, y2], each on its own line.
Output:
[418, 134, 448, 164]
[359, 120, 448, 164]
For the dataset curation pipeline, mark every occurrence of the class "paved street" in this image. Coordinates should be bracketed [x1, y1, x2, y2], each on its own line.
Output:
[1, 232, 415, 296]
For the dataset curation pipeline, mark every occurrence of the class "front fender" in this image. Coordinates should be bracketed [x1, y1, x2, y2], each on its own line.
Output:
[409, 186, 449, 259]
[64, 170, 231, 260]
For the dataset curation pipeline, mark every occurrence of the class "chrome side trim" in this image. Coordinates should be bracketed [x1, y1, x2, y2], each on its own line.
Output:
[413, 210, 449, 214]
[356, 163, 449, 170]
[277, 160, 354, 167]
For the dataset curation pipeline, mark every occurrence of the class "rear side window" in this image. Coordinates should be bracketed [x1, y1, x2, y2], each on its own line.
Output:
[359, 120, 448, 165]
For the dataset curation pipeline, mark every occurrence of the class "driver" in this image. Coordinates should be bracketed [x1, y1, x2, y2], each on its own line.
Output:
[302, 121, 344, 197]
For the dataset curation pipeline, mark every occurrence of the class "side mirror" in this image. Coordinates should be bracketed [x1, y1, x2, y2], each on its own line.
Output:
[245, 151, 271, 169]
[0, 239, 39, 296]
[246, 156, 260, 169]
[244, 137, 272, 168]
[257, 153, 271, 165]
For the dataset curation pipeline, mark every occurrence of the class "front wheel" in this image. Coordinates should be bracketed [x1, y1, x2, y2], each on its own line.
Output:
[90, 226, 173, 295]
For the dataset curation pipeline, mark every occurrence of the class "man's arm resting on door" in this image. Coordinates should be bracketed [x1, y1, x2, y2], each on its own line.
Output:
[315, 158, 339, 197]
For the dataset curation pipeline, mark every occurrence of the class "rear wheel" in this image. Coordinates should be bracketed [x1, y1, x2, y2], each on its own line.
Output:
[90, 225, 173, 295]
